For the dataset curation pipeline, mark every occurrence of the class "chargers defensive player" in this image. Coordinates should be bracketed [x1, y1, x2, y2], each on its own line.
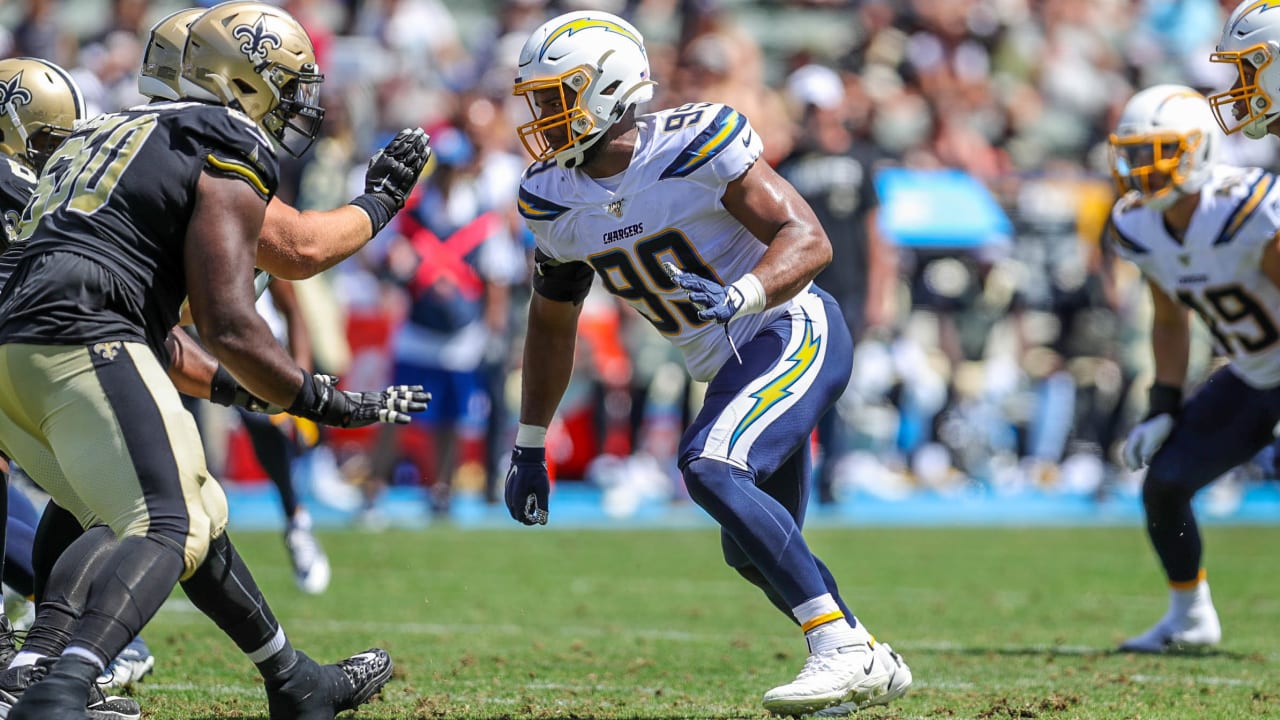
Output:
[503, 11, 910, 716]
[0, 4, 427, 717]
[1108, 84, 1280, 652]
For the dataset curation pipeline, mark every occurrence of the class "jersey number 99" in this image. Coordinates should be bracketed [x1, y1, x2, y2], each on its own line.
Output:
[589, 229, 721, 335]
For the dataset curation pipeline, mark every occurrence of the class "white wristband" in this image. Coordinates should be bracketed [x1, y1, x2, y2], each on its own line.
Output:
[516, 423, 547, 448]
[730, 273, 767, 315]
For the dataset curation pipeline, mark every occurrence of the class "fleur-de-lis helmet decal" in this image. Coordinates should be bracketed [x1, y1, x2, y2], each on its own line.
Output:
[232, 17, 283, 67]
[0, 71, 34, 114]
[0, 58, 86, 172]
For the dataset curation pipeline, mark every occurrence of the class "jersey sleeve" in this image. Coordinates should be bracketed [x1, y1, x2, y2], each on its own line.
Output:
[0, 158, 36, 251]
[191, 107, 280, 201]
[1103, 199, 1149, 262]
[659, 104, 762, 187]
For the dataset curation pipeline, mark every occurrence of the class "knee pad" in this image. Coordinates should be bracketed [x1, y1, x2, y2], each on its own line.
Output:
[682, 457, 740, 509]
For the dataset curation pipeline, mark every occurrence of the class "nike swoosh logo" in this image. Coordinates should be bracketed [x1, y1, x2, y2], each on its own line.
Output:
[863, 655, 876, 675]
[742, 130, 753, 147]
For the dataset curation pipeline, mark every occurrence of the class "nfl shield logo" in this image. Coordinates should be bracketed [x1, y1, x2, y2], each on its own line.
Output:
[605, 199, 625, 218]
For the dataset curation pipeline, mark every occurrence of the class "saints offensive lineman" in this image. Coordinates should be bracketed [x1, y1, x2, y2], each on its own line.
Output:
[502, 11, 910, 717]
[0, 4, 428, 717]
[0, 10, 431, 704]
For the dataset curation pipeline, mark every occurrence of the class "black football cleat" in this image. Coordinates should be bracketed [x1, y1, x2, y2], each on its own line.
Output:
[5, 655, 141, 720]
[266, 648, 393, 720]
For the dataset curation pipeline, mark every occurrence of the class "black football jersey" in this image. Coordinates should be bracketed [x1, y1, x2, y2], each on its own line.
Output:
[0, 155, 37, 290]
[0, 101, 278, 356]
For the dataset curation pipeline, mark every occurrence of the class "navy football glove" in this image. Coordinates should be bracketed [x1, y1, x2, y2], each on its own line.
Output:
[504, 446, 549, 526]
[662, 262, 743, 324]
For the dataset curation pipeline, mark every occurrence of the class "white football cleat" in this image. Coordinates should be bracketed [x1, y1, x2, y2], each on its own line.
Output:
[1120, 584, 1221, 653]
[762, 639, 898, 717]
[808, 643, 912, 717]
[285, 513, 331, 595]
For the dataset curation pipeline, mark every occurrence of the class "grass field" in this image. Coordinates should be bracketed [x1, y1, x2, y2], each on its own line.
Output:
[127, 525, 1280, 719]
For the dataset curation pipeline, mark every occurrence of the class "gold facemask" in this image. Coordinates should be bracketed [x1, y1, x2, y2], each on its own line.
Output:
[513, 68, 596, 162]
[1108, 130, 1202, 199]
[1208, 43, 1274, 135]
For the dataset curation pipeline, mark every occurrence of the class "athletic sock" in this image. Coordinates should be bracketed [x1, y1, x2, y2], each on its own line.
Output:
[1170, 571, 1210, 616]
[793, 593, 869, 654]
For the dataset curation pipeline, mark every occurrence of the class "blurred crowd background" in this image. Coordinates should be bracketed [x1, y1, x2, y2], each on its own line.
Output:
[2, 0, 1274, 525]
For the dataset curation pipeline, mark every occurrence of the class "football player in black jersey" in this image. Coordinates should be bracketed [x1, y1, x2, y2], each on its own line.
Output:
[5, 8, 431, 701]
[0, 4, 428, 718]
[0, 57, 82, 628]
[0, 57, 142, 720]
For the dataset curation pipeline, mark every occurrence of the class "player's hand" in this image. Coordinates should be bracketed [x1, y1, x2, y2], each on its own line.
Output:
[366, 128, 431, 208]
[291, 373, 431, 428]
[504, 446, 549, 526]
[662, 262, 742, 324]
[1121, 413, 1175, 470]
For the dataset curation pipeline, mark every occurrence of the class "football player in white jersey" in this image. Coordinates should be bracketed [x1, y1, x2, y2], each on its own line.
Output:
[1108, 84, 1280, 652]
[503, 11, 910, 717]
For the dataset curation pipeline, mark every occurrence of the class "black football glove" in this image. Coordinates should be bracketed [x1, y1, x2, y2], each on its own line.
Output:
[210, 365, 284, 415]
[288, 372, 431, 428]
[351, 128, 432, 235]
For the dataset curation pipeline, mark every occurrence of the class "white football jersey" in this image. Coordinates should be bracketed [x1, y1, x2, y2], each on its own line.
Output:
[519, 103, 795, 381]
[1109, 165, 1280, 388]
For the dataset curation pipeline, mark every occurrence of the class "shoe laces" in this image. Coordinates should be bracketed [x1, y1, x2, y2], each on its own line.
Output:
[0, 663, 47, 693]
[337, 650, 385, 689]
[795, 646, 862, 682]
[286, 527, 322, 574]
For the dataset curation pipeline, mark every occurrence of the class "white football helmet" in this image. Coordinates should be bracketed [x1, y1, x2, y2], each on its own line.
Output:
[1109, 85, 1221, 211]
[1209, 0, 1280, 138]
[513, 11, 656, 169]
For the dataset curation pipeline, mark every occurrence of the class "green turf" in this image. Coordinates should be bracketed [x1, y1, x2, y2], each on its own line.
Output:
[127, 524, 1280, 719]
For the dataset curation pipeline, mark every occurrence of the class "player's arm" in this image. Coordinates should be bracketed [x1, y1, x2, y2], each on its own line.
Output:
[254, 128, 432, 280]
[520, 291, 584, 427]
[720, 159, 831, 309]
[268, 277, 313, 373]
[255, 200, 373, 280]
[1122, 280, 1189, 470]
[864, 206, 897, 330]
[163, 326, 219, 400]
[185, 171, 306, 409]
[505, 249, 593, 526]
[185, 171, 427, 428]
[1148, 281, 1191, 390]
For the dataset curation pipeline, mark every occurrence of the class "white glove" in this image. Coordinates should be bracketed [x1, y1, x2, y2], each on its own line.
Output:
[1121, 414, 1175, 470]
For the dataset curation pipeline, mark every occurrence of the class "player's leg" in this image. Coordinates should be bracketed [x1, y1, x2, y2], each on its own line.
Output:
[4, 343, 390, 718]
[721, 448, 856, 624]
[1122, 367, 1280, 652]
[680, 289, 905, 715]
[239, 409, 330, 594]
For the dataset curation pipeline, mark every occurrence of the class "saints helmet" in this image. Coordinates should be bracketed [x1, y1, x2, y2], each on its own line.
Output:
[1109, 85, 1221, 211]
[0, 57, 86, 173]
[513, 11, 655, 169]
[181, 1, 324, 156]
[139, 7, 204, 101]
[1209, 0, 1280, 138]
